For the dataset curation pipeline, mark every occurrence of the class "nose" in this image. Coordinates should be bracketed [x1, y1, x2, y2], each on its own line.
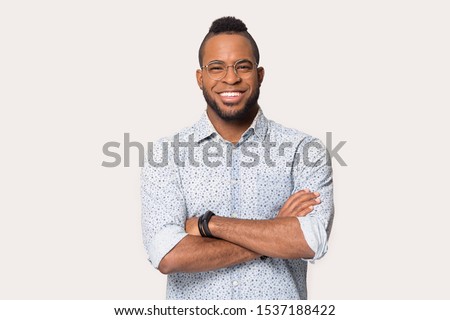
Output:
[222, 65, 241, 84]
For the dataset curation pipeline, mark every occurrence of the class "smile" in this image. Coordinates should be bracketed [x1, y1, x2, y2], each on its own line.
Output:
[219, 91, 243, 97]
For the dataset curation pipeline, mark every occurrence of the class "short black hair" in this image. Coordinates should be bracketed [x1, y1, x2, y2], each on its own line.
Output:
[198, 16, 260, 67]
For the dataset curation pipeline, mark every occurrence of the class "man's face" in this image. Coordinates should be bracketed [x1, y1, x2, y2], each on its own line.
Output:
[196, 34, 264, 121]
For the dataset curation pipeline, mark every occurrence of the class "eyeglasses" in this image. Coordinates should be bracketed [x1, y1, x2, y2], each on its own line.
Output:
[201, 59, 257, 81]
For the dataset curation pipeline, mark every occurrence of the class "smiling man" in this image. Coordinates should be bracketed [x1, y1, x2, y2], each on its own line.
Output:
[141, 17, 334, 299]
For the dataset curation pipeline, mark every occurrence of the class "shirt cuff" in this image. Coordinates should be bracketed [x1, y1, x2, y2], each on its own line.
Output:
[147, 224, 188, 269]
[297, 215, 328, 263]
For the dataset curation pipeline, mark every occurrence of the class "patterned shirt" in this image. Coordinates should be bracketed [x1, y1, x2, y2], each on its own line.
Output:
[141, 109, 334, 299]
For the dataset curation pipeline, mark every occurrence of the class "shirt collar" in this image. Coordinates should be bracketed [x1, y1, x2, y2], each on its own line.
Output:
[193, 108, 269, 143]
[244, 108, 268, 142]
[193, 112, 217, 143]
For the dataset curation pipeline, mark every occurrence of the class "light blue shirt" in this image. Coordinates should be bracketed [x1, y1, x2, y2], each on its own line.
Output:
[141, 109, 334, 299]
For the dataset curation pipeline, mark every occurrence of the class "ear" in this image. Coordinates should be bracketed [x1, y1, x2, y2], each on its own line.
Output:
[196, 69, 203, 90]
[257, 67, 265, 86]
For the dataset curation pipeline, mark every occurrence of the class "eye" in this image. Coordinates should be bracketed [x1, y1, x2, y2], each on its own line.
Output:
[208, 64, 225, 73]
[236, 62, 253, 72]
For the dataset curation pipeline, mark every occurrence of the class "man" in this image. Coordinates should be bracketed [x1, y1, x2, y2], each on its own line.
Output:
[141, 16, 334, 299]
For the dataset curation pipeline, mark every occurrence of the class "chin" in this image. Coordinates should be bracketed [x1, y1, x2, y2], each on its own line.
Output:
[215, 103, 252, 121]
[203, 87, 259, 121]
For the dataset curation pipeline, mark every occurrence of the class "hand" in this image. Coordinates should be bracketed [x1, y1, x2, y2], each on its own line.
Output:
[276, 189, 320, 218]
[185, 217, 200, 236]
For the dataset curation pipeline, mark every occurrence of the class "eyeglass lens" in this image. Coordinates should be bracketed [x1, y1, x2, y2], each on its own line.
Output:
[207, 60, 254, 80]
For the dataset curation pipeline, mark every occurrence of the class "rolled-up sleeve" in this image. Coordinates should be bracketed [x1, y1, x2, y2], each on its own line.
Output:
[298, 215, 329, 262]
[141, 139, 188, 269]
[293, 137, 334, 262]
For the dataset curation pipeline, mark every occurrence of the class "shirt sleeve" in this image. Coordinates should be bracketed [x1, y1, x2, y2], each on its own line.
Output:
[141, 139, 188, 269]
[293, 137, 334, 262]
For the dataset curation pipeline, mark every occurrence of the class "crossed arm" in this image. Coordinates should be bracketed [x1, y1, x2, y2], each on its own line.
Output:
[158, 190, 320, 274]
[142, 137, 334, 275]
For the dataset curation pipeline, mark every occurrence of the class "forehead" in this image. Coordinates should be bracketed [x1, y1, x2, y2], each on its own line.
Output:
[202, 34, 254, 64]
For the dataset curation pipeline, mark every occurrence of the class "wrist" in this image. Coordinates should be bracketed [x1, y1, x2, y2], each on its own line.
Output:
[198, 211, 217, 238]
[208, 215, 221, 238]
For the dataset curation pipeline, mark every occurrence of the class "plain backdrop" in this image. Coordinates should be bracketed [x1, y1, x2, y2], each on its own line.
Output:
[1, 0, 449, 299]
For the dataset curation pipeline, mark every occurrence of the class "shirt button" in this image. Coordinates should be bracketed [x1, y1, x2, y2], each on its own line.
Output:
[231, 212, 237, 218]
[232, 281, 239, 287]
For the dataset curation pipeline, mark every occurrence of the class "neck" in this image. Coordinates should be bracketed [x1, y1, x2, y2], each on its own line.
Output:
[206, 105, 259, 143]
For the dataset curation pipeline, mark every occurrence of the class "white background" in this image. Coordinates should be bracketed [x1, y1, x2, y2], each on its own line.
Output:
[1, 0, 449, 299]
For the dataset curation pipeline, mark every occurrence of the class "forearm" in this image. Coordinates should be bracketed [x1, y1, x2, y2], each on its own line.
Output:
[158, 235, 260, 274]
[209, 216, 315, 259]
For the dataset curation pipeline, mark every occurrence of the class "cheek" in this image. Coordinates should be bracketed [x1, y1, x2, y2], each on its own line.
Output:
[206, 82, 218, 94]
[248, 77, 259, 87]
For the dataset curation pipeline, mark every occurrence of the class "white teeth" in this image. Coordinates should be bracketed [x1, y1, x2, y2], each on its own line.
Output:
[220, 92, 242, 97]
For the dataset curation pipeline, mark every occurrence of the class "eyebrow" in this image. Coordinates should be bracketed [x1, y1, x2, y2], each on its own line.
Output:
[206, 58, 253, 65]
[206, 60, 224, 65]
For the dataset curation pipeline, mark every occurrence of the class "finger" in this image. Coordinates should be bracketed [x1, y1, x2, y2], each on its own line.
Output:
[281, 189, 313, 212]
[277, 198, 320, 218]
[278, 190, 320, 218]
[285, 191, 319, 212]
[293, 198, 321, 214]
[280, 189, 310, 210]
[295, 206, 314, 217]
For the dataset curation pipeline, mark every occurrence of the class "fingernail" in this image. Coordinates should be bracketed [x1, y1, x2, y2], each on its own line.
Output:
[314, 192, 320, 196]
[304, 188, 310, 192]
[315, 198, 321, 203]
[309, 206, 313, 210]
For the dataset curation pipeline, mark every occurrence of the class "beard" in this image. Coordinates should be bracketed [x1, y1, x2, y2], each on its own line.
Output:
[203, 87, 260, 121]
